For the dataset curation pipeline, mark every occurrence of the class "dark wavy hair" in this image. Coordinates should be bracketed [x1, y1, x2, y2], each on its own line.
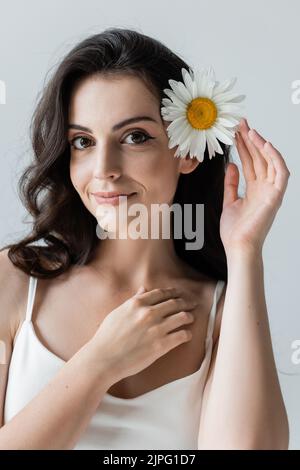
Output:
[1, 27, 229, 281]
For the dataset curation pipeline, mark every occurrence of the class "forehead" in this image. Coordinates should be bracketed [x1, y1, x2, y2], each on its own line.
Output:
[68, 74, 160, 123]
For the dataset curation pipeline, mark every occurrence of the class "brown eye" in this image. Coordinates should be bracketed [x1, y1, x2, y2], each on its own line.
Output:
[123, 131, 154, 145]
[70, 136, 94, 150]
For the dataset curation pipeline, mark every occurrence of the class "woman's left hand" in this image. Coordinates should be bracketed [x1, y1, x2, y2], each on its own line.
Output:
[220, 118, 290, 255]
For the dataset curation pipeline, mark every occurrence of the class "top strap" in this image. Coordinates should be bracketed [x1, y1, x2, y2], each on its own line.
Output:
[205, 280, 226, 348]
[25, 276, 38, 322]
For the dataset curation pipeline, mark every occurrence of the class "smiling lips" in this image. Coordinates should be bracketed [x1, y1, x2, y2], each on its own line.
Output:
[92, 191, 136, 205]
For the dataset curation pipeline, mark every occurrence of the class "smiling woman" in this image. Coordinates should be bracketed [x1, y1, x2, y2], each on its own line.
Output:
[0, 26, 289, 450]
[1, 28, 228, 281]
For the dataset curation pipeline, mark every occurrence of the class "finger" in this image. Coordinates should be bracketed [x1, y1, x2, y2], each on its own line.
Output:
[264, 141, 290, 193]
[161, 310, 194, 335]
[235, 130, 256, 181]
[239, 119, 268, 179]
[152, 297, 198, 318]
[223, 162, 239, 209]
[136, 287, 182, 305]
[135, 286, 146, 295]
[247, 129, 276, 183]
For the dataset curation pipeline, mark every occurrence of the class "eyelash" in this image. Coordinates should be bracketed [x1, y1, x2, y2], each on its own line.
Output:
[69, 130, 155, 151]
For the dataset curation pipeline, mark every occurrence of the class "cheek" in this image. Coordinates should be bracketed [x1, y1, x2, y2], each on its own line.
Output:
[143, 157, 179, 203]
[69, 161, 88, 193]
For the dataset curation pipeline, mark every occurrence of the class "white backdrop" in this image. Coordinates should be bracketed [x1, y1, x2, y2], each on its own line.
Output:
[0, 0, 299, 449]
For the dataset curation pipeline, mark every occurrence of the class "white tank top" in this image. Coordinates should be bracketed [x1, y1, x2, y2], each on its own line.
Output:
[4, 275, 225, 449]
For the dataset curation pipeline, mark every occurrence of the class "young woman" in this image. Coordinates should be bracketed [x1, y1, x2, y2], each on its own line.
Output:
[0, 27, 290, 450]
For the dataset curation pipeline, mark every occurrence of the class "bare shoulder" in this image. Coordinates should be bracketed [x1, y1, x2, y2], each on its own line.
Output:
[0, 248, 31, 426]
[0, 248, 30, 338]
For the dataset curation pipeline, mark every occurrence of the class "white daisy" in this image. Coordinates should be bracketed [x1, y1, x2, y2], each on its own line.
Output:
[161, 66, 245, 162]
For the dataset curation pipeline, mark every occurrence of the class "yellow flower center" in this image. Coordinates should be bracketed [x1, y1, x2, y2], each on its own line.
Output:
[186, 97, 217, 130]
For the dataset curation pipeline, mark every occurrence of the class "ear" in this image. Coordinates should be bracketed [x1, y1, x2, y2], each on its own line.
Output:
[178, 154, 200, 175]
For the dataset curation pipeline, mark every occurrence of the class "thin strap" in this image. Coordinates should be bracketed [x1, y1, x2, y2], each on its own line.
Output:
[205, 280, 226, 348]
[25, 276, 38, 323]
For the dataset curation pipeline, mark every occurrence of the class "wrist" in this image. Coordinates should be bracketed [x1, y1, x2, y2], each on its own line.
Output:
[77, 338, 120, 391]
[225, 244, 263, 265]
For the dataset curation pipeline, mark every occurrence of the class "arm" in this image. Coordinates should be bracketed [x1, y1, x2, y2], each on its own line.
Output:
[198, 118, 290, 449]
[198, 248, 289, 449]
[0, 340, 116, 450]
[0, 250, 117, 450]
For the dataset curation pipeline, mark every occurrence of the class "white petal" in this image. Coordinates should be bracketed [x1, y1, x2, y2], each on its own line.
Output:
[215, 116, 239, 128]
[178, 127, 194, 151]
[213, 77, 237, 95]
[189, 132, 199, 157]
[162, 115, 174, 122]
[195, 130, 207, 157]
[169, 121, 190, 143]
[168, 79, 179, 93]
[195, 71, 215, 98]
[205, 65, 216, 82]
[167, 116, 187, 132]
[211, 125, 234, 145]
[207, 128, 224, 155]
[175, 144, 189, 159]
[181, 68, 195, 96]
[217, 103, 244, 114]
[218, 111, 244, 121]
[214, 122, 235, 139]
[167, 135, 178, 149]
[163, 89, 186, 108]
[162, 98, 173, 107]
[176, 122, 193, 144]
[190, 79, 197, 99]
[213, 91, 246, 105]
[168, 80, 191, 104]
[176, 80, 193, 102]
[162, 108, 186, 120]
[206, 131, 216, 160]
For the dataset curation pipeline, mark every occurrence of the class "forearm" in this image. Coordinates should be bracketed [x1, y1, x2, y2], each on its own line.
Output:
[0, 339, 117, 449]
[199, 248, 289, 449]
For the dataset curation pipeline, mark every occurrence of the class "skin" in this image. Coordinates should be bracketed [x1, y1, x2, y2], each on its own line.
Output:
[198, 119, 290, 449]
[0, 74, 290, 449]
[0, 74, 221, 449]
[68, 73, 201, 288]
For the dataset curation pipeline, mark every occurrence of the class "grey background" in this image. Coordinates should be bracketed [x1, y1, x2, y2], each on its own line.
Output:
[0, 0, 299, 449]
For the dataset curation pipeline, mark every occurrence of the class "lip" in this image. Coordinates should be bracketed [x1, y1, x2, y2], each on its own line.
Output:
[92, 191, 133, 198]
[92, 192, 136, 206]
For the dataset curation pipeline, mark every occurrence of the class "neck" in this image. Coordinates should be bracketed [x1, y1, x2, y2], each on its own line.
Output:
[90, 234, 186, 291]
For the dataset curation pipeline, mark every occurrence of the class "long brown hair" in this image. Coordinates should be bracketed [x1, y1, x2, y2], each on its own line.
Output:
[1, 27, 229, 281]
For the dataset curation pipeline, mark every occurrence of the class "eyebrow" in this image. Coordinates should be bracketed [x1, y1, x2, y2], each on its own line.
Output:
[68, 115, 158, 133]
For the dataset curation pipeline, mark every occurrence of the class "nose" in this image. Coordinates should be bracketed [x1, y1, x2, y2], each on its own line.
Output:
[92, 142, 122, 180]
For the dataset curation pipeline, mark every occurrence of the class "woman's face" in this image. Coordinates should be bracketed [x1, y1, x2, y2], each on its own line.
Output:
[68, 73, 198, 234]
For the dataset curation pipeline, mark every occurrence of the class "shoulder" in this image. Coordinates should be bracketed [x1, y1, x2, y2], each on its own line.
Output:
[0, 248, 30, 427]
[0, 248, 30, 339]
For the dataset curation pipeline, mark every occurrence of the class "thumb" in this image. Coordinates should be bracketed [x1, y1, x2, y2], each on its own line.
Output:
[223, 162, 239, 209]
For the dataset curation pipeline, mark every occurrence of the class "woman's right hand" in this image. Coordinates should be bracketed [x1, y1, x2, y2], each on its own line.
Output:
[91, 286, 197, 380]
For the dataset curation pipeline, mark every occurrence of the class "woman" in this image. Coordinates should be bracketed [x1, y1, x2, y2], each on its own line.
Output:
[0, 27, 290, 449]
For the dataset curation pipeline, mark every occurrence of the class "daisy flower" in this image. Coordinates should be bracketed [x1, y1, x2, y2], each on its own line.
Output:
[161, 66, 245, 162]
